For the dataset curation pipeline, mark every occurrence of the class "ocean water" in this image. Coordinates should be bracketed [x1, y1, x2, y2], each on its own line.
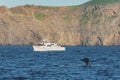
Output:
[0, 46, 120, 80]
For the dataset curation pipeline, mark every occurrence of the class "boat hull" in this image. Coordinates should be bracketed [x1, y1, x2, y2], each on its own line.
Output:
[33, 46, 65, 51]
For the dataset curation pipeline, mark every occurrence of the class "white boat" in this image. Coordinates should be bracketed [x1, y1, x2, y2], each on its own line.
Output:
[33, 40, 65, 51]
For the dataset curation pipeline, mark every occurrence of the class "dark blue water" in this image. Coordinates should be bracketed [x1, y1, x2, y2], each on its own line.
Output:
[0, 46, 120, 80]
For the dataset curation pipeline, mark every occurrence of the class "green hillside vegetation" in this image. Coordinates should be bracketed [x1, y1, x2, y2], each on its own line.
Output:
[62, 15, 71, 23]
[35, 13, 45, 20]
[86, 0, 120, 5]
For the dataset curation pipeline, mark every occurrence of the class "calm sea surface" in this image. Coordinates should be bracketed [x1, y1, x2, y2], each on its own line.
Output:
[0, 46, 120, 80]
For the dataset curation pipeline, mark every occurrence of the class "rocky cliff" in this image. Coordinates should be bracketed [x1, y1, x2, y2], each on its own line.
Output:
[0, 0, 120, 46]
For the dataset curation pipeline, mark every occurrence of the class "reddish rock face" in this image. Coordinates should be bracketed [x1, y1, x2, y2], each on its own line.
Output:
[103, 33, 120, 46]
[0, 3, 120, 46]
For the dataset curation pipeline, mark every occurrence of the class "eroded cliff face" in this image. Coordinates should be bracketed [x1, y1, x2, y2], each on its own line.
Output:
[79, 3, 120, 46]
[0, 2, 120, 46]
